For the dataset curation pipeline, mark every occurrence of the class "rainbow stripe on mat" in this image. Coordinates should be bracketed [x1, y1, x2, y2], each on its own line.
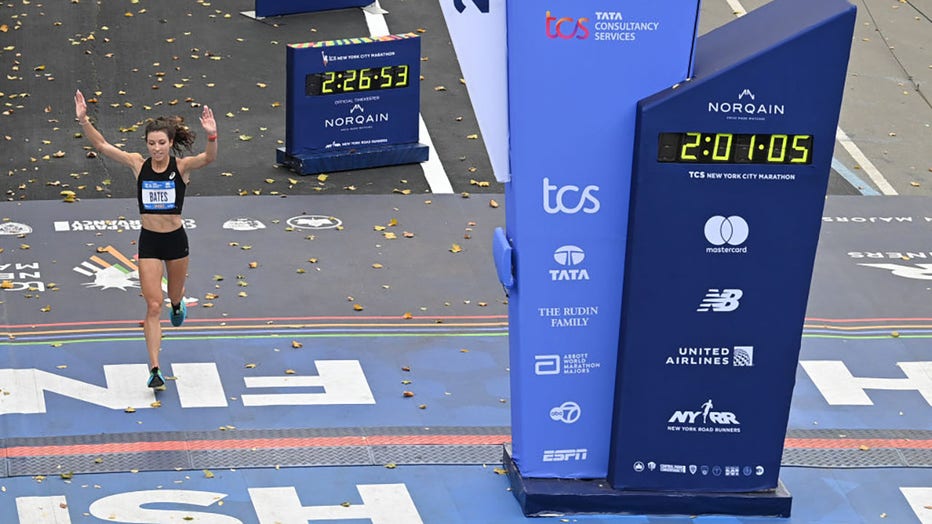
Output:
[289, 32, 418, 49]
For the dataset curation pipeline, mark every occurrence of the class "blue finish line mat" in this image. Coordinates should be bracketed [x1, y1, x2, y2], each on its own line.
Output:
[0, 195, 929, 522]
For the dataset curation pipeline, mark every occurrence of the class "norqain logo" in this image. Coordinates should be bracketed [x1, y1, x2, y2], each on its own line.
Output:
[708, 89, 785, 116]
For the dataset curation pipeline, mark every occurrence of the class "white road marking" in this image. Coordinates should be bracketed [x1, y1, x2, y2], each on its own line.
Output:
[728, 0, 896, 196]
[364, 1, 453, 194]
[836, 127, 898, 195]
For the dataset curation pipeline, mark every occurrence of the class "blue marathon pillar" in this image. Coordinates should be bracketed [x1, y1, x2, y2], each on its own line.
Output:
[608, 0, 856, 512]
[495, 1, 700, 479]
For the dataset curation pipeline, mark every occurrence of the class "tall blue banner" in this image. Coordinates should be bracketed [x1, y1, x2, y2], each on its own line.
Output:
[608, 0, 856, 491]
[502, 2, 700, 478]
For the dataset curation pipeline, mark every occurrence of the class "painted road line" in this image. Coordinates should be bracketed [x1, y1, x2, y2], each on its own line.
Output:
[832, 157, 880, 195]
[725, 0, 748, 17]
[836, 126, 898, 195]
[364, 1, 454, 194]
[727, 1, 894, 196]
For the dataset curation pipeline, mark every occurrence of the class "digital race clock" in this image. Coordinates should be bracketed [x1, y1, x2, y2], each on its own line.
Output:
[280, 33, 427, 174]
[658, 132, 812, 164]
[305, 65, 410, 96]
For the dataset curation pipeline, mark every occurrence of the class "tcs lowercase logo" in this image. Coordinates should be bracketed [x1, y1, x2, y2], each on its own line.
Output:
[545, 10, 590, 39]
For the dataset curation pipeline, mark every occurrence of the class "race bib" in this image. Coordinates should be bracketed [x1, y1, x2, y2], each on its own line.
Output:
[141, 180, 177, 211]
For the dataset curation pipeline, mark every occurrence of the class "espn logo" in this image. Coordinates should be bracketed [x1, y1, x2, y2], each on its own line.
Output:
[542, 448, 588, 462]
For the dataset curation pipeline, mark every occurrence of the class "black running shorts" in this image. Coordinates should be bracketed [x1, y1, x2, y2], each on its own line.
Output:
[138, 226, 189, 260]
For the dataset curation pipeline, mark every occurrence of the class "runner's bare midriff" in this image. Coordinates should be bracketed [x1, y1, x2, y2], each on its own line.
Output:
[141, 213, 183, 233]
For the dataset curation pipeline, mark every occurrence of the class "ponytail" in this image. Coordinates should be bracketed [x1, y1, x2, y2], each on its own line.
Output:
[144, 116, 196, 156]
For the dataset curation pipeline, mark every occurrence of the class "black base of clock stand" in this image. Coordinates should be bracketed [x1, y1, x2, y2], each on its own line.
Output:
[503, 448, 792, 518]
[276, 142, 429, 175]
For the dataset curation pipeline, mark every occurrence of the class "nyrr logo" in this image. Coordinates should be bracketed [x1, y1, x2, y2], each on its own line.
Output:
[697, 288, 743, 312]
[667, 399, 741, 433]
[542, 448, 588, 462]
[545, 11, 590, 39]
[549, 401, 581, 424]
[543, 177, 600, 214]
[550, 245, 590, 281]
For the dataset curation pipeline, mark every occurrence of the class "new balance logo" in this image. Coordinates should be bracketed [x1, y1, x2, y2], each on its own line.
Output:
[697, 288, 742, 312]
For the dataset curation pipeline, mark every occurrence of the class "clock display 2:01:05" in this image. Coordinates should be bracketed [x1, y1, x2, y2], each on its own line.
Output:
[305, 65, 410, 96]
[658, 132, 814, 164]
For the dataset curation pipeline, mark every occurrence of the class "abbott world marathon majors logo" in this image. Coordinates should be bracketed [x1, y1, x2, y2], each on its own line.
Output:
[667, 399, 741, 434]
[704, 215, 748, 254]
[550, 244, 590, 281]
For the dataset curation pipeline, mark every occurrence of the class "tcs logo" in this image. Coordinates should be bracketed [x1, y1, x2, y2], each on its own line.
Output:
[543, 177, 600, 214]
[545, 11, 590, 40]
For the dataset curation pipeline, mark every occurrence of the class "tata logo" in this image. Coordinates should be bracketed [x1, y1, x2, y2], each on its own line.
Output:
[543, 177, 600, 214]
[550, 245, 589, 281]
[545, 11, 590, 40]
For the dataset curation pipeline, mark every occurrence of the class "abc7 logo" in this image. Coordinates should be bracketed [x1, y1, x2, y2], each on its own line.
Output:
[550, 401, 582, 424]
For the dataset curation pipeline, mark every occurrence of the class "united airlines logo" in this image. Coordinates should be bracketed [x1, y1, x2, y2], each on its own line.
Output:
[697, 288, 743, 312]
[550, 245, 589, 281]
[732, 346, 754, 367]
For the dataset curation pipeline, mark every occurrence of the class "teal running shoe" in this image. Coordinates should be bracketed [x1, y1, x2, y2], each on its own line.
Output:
[147, 367, 165, 388]
[170, 300, 187, 327]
